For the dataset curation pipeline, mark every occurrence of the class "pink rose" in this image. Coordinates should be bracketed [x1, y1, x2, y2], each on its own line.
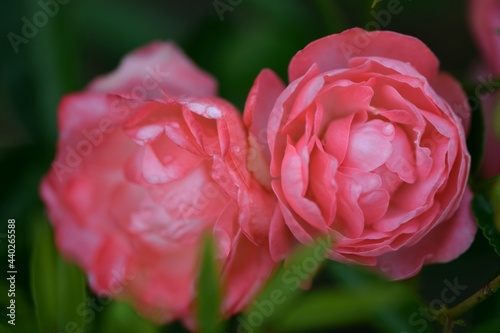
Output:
[40, 42, 276, 326]
[469, 0, 500, 74]
[469, 0, 500, 178]
[245, 28, 476, 279]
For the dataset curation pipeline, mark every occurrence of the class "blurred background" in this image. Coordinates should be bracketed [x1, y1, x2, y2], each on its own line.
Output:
[1, 0, 499, 332]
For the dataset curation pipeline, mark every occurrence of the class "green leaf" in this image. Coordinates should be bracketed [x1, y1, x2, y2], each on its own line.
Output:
[270, 284, 413, 332]
[493, 97, 500, 140]
[467, 96, 486, 180]
[196, 235, 223, 333]
[242, 237, 331, 332]
[473, 195, 500, 256]
[327, 262, 437, 333]
[56, 258, 87, 332]
[492, 180, 500, 232]
[0, 279, 39, 333]
[31, 218, 59, 333]
[101, 302, 158, 333]
[31, 216, 87, 333]
[0, 324, 14, 333]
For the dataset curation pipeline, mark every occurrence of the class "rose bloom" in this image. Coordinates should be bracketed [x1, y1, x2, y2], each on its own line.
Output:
[244, 28, 477, 279]
[40, 42, 276, 326]
[469, 0, 500, 178]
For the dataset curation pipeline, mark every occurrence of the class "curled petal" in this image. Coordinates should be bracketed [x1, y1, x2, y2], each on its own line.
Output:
[375, 188, 476, 280]
[89, 42, 217, 99]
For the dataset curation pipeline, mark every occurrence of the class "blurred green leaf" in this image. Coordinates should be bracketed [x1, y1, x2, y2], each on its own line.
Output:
[328, 262, 437, 333]
[57, 258, 87, 332]
[473, 195, 500, 256]
[101, 302, 158, 333]
[0, 279, 38, 333]
[31, 216, 87, 333]
[197, 235, 223, 333]
[31, 218, 59, 333]
[270, 283, 413, 332]
[493, 93, 500, 139]
[492, 180, 500, 231]
[0, 324, 14, 333]
[242, 237, 330, 333]
[252, 237, 329, 312]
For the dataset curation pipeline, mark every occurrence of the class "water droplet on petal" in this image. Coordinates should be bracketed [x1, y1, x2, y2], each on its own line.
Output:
[206, 106, 222, 119]
[382, 124, 395, 136]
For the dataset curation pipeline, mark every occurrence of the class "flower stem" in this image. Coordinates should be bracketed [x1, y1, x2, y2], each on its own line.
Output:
[442, 318, 453, 333]
[438, 274, 500, 330]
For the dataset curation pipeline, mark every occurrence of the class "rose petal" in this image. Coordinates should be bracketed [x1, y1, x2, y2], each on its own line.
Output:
[431, 72, 471, 134]
[309, 141, 339, 224]
[243, 69, 286, 164]
[316, 83, 374, 120]
[89, 42, 216, 99]
[222, 232, 276, 314]
[334, 169, 365, 238]
[289, 28, 439, 83]
[281, 140, 326, 229]
[269, 64, 321, 177]
[375, 188, 476, 280]
[468, 0, 500, 75]
[343, 119, 395, 171]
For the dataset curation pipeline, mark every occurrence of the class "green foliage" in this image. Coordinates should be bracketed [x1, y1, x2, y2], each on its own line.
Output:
[241, 237, 330, 332]
[269, 285, 412, 332]
[492, 180, 500, 231]
[31, 217, 87, 333]
[473, 194, 500, 256]
[101, 302, 159, 333]
[196, 235, 224, 333]
[0, 324, 14, 333]
[328, 262, 437, 333]
[494, 98, 500, 139]
[31, 218, 59, 332]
